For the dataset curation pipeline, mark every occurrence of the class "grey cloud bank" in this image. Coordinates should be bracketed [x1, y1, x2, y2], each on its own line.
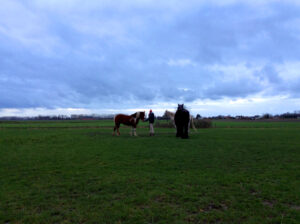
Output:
[1, 0, 300, 115]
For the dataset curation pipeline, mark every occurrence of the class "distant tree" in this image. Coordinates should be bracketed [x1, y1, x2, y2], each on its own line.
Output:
[262, 113, 272, 119]
[196, 114, 201, 119]
[161, 112, 169, 120]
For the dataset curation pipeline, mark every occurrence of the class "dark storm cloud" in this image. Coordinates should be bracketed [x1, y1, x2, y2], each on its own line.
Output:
[1, 0, 300, 110]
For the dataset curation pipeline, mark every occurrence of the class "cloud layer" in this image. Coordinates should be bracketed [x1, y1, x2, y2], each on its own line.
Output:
[1, 0, 300, 114]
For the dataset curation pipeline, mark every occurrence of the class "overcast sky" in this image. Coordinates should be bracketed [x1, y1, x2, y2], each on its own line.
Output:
[1, 0, 300, 116]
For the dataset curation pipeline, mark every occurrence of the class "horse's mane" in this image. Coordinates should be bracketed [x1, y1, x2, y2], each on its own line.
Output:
[130, 111, 145, 118]
[130, 112, 137, 117]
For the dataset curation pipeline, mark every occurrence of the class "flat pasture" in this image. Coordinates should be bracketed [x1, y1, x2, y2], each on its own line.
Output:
[0, 120, 299, 223]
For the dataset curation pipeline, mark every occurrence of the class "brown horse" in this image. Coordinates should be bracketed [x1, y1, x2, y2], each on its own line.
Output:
[113, 111, 145, 136]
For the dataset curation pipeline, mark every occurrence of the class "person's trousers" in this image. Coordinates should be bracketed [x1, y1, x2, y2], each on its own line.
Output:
[149, 123, 154, 134]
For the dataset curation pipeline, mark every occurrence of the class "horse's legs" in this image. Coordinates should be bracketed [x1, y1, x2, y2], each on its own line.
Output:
[113, 123, 120, 136]
[130, 128, 137, 136]
[176, 124, 182, 137]
[131, 125, 137, 136]
[129, 124, 137, 136]
[190, 117, 196, 131]
[182, 123, 189, 139]
[113, 124, 117, 136]
[171, 118, 176, 128]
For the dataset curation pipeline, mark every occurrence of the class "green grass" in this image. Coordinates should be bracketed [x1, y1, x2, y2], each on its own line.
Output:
[0, 120, 115, 128]
[213, 119, 300, 128]
[0, 120, 299, 223]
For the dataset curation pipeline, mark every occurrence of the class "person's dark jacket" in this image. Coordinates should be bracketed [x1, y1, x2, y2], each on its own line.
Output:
[145, 112, 155, 123]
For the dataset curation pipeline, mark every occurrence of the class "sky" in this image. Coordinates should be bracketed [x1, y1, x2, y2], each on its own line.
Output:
[1, 0, 300, 117]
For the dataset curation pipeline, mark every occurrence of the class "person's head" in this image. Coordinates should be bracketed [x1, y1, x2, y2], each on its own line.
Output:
[149, 109, 152, 114]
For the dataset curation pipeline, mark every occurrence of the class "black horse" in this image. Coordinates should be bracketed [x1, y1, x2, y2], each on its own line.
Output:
[174, 104, 190, 139]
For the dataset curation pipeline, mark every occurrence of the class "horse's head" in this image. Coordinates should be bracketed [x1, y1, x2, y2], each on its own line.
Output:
[178, 104, 184, 110]
[133, 111, 145, 121]
[140, 111, 145, 121]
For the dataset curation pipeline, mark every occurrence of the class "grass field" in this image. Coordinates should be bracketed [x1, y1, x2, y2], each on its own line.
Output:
[0, 120, 299, 223]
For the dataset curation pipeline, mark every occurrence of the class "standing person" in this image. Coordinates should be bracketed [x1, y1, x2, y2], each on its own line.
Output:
[146, 109, 155, 136]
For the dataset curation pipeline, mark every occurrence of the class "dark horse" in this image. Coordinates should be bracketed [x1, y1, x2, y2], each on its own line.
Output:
[175, 104, 190, 139]
[113, 111, 145, 136]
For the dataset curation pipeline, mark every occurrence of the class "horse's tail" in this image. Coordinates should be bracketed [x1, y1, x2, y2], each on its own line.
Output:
[190, 116, 197, 131]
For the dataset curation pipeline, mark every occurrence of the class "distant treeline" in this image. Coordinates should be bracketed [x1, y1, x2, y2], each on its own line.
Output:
[205, 112, 300, 120]
[0, 111, 300, 121]
[0, 114, 115, 121]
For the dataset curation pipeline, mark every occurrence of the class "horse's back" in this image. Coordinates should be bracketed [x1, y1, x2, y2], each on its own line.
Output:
[115, 114, 129, 121]
[114, 114, 133, 126]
